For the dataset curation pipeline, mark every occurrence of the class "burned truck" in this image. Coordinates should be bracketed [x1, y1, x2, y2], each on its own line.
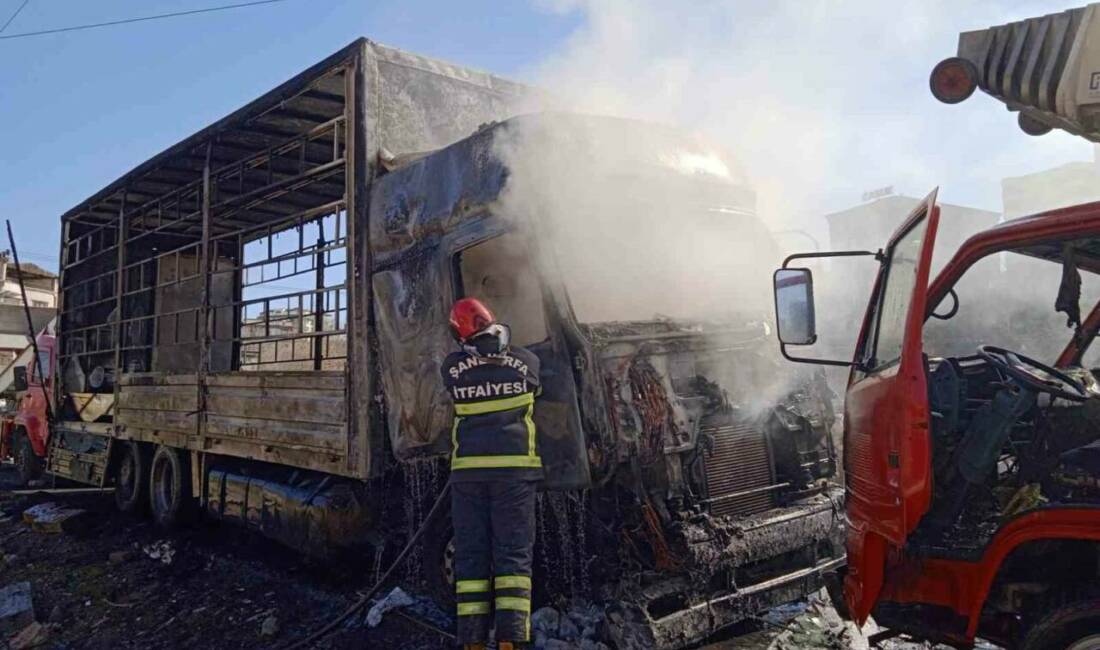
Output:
[43, 39, 842, 648]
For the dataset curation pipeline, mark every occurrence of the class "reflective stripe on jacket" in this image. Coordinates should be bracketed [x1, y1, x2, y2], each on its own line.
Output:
[441, 346, 542, 482]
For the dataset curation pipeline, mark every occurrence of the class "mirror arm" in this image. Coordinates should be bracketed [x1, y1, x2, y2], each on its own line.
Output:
[782, 249, 881, 268]
[775, 249, 880, 368]
[779, 342, 858, 368]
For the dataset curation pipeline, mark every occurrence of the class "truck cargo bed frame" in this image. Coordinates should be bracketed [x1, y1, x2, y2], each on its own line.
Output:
[57, 41, 367, 479]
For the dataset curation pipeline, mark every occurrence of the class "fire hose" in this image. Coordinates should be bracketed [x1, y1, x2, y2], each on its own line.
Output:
[282, 483, 453, 649]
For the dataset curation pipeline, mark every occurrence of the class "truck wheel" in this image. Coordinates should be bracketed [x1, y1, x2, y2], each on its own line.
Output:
[149, 446, 192, 528]
[13, 431, 43, 486]
[422, 503, 455, 609]
[114, 441, 150, 514]
[1022, 590, 1100, 650]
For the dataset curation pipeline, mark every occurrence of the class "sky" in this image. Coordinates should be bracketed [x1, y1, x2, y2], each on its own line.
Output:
[0, 0, 1097, 271]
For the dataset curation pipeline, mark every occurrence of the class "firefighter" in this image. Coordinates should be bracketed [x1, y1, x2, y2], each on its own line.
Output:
[442, 297, 542, 650]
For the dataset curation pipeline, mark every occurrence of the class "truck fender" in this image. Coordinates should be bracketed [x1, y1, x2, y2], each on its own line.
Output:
[963, 509, 1100, 638]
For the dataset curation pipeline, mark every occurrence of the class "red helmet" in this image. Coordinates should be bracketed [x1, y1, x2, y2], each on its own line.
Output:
[449, 298, 496, 342]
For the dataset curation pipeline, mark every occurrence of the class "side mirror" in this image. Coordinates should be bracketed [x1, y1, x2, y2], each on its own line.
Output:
[12, 366, 27, 392]
[773, 268, 817, 346]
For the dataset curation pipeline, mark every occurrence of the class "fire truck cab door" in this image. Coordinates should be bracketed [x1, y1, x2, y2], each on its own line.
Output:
[843, 190, 940, 624]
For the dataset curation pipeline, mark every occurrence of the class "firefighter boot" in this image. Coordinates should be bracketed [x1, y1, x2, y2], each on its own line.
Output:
[497, 643, 515, 650]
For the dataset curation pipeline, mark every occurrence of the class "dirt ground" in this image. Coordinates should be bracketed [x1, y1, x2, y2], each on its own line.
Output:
[0, 472, 450, 649]
[0, 466, 993, 650]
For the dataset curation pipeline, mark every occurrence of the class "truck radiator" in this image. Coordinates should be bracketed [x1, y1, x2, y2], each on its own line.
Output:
[701, 421, 778, 518]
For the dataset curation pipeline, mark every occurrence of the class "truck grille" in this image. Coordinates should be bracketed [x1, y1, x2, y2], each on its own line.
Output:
[702, 421, 777, 518]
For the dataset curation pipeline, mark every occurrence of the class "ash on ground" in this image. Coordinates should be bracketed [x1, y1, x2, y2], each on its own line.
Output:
[0, 463, 1003, 650]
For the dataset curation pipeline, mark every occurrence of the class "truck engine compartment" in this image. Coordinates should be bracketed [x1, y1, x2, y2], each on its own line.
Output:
[566, 318, 844, 648]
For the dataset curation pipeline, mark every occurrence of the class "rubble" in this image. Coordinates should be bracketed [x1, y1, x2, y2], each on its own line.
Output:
[141, 540, 175, 565]
[366, 587, 415, 627]
[532, 601, 610, 650]
[0, 582, 34, 635]
[107, 550, 132, 565]
[260, 614, 280, 638]
[21, 503, 88, 534]
[9, 621, 50, 650]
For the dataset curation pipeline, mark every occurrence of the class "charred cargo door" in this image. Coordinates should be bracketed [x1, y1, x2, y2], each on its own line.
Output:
[843, 190, 939, 624]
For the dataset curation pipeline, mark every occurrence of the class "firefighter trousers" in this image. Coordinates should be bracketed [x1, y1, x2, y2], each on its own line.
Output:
[451, 479, 537, 644]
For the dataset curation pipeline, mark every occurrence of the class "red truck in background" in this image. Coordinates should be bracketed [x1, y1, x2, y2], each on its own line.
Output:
[5, 333, 55, 486]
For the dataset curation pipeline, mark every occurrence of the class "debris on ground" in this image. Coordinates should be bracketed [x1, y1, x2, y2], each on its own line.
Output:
[260, 614, 280, 638]
[0, 468, 1003, 649]
[0, 581, 35, 635]
[141, 540, 175, 565]
[765, 595, 859, 650]
[698, 590, 1003, 650]
[532, 601, 610, 649]
[9, 621, 52, 649]
[21, 503, 88, 534]
[366, 587, 415, 627]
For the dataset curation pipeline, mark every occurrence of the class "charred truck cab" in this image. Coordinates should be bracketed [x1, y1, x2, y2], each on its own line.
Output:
[375, 114, 844, 647]
[48, 39, 840, 648]
[776, 193, 1100, 648]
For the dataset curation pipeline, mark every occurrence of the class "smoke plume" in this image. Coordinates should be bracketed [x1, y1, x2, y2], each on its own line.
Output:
[493, 0, 1100, 371]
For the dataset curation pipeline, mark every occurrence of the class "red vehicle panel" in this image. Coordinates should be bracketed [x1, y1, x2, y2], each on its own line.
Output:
[843, 191, 939, 623]
[14, 334, 54, 457]
[775, 196, 1100, 645]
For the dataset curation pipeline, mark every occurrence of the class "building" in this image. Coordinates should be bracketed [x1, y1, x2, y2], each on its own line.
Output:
[0, 256, 59, 369]
[1001, 147, 1100, 220]
[818, 191, 1001, 365]
[239, 308, 344, 370]
[826, 191, 1001, 277]
[0, 308, 54, 366]
[0, 257, 58, 309]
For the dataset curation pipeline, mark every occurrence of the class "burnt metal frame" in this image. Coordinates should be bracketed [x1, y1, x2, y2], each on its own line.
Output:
[57, 62, 355, 409]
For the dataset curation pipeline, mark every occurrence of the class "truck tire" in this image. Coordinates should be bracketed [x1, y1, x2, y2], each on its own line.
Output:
[1022, 590, 1100, 650]
[114, 441, 150, 514]
[13, 430, 43, 486]
[149, 446, 192, 528]
[422, 502, 456, 609]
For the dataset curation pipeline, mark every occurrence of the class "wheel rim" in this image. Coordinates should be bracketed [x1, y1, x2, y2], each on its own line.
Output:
[118, 453, 134, 500]
[152, 457, 174, 516]
[442, 537, 455, 588]
[1068, 634, 1100, 650]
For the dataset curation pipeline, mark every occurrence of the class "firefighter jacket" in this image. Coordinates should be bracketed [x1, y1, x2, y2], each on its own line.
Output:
[441, 345, 542, 482]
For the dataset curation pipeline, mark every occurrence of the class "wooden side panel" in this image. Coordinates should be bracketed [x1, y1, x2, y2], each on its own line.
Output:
[204, 371, 349, 471]
[115, 371, 353, 477]
[116, 374, 198, 442]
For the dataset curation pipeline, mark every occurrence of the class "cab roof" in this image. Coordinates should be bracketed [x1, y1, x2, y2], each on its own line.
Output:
[930, 199, 1100, 306]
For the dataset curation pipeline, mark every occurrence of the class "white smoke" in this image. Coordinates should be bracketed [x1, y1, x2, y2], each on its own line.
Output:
[493, 0, 1100, 371]
[520, 0, 1091, 229]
